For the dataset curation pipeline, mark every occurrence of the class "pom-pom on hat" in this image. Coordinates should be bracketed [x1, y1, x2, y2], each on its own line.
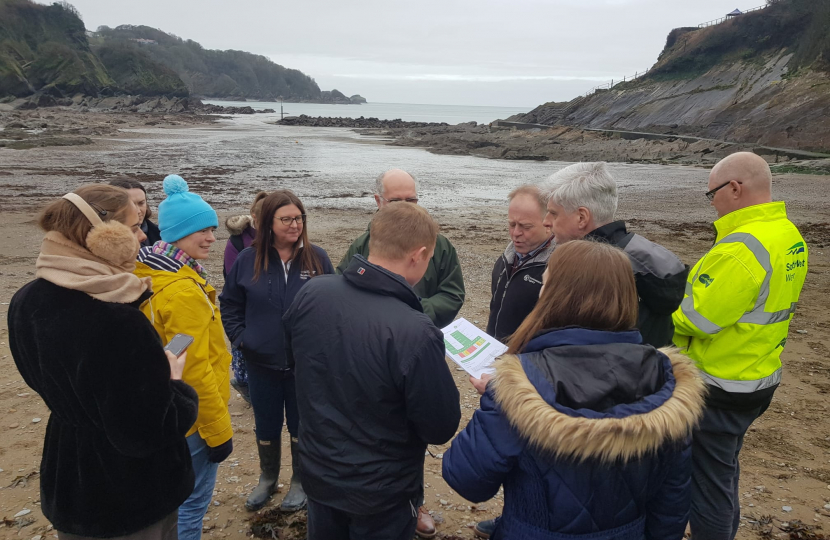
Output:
[157, 175, 218, 243]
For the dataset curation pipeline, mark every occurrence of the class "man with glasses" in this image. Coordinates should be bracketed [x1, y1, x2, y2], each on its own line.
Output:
[336, 168, 464, 538]
[673, 152, 809, 540]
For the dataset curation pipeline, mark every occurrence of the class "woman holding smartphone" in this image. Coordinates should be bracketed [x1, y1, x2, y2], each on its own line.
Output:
[8, 185, 198, 540]
[220, 189, 334, 512]
[135, 175, 233, 540]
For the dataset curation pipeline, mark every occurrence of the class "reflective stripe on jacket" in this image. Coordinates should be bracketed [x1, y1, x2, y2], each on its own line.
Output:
[672, 202, 808, 394]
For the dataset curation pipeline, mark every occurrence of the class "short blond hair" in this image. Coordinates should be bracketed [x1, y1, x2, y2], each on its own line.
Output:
[369, 202, 438, 260]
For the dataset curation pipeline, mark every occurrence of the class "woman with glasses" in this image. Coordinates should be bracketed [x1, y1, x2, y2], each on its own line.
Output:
[219, 189, 334, 513]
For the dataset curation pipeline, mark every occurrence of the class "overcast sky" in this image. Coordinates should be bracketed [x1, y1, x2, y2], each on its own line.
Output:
[57, 0, 750, 107]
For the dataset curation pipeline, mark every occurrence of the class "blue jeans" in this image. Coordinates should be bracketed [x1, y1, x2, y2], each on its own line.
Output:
[246, 362, 299, 440]
[178, 433, 219, 540]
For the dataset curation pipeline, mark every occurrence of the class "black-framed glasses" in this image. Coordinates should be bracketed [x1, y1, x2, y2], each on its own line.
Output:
[705, 181, 742, 201]
[380, 196, 419, 204]
[278, 215, 306, 226]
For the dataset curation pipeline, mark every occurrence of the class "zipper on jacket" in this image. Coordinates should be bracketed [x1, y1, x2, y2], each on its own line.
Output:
[493, 261, 546, 338]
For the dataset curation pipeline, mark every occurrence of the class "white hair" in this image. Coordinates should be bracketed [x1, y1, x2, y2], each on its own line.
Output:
[375, 169, 418, 196]
[540, 162, 618, 225]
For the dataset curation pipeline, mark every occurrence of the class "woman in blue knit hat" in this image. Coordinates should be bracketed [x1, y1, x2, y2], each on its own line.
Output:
[135, 175, 234, 540]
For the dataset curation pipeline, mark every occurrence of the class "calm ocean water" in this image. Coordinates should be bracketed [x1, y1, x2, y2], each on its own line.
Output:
[202, 100, 531, 124]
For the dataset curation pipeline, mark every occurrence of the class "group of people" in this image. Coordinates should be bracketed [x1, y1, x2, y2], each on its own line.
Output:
[7, 151, 808, 540]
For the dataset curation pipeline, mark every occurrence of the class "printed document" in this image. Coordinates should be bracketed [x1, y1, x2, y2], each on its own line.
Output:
[441, 318, 508, 379]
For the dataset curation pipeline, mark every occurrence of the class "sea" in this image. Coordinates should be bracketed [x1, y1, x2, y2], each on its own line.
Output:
[202, 100, 532, 125]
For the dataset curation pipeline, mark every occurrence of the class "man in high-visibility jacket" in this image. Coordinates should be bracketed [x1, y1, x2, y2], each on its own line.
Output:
[673, 152, 808, 540]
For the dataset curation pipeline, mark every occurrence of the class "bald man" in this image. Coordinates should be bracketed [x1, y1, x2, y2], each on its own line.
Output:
[336, 169, 465, 538]
[337, 169, 465, 329]
[672, 152, 809, 540]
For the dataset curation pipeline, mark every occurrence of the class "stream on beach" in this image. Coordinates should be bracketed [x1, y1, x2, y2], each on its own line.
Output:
[0, 115, 714, 219]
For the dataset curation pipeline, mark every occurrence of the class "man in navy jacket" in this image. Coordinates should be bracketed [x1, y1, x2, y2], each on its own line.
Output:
[284, 202, 462, 540]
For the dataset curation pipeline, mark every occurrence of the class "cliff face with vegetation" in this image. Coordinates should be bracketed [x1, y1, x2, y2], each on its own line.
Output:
[514, 0, 830, 152]
[0, 0, 113, 97]
[93, 25, 330, 102]
[0, 0, 364, 103]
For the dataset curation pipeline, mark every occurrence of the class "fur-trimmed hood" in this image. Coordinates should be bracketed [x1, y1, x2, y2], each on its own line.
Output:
[491, 330, 706, 464]
[225, 215, 254, 236]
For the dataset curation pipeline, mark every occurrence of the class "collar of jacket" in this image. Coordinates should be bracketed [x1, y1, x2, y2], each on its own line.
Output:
[524, 326, 643, 352]
[135, 260, 210, 290]
[491, 345, 706, 463]
[713, 201, 787, 241]
[585, 220, 629, 244]
[502, 236, 555, 266]
[343, 254, 423, 312]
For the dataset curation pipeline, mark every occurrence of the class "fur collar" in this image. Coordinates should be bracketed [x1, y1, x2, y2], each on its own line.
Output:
[226, 215, 254, 236]
[492, 348, 705, 463]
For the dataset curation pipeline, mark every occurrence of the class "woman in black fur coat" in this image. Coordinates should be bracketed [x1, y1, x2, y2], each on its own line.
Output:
[8, 185, 199, 540]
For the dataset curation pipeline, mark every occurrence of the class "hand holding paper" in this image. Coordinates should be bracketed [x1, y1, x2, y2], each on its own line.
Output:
[441, 318, 507, 379]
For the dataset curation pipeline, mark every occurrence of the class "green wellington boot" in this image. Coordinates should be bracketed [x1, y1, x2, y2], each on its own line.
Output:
[280, 437, 307, 512]
[246, 440, 281, 511]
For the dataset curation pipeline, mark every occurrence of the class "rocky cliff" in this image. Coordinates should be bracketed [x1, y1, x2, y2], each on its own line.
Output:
[513, 0, 830, 152]
[0, 0, 365, 105]
[0, 0, 113, 97]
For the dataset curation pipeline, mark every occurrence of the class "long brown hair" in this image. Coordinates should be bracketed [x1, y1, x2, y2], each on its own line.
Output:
[253, 190, 324, 281]
[508, 240, 638, 354]
[39, 184, 133, 248]
[109, 177, 152, 220]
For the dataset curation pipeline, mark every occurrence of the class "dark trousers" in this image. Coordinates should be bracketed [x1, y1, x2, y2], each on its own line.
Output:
[246, 361, 299, 441]
[690, 399, 772, 540]
[307, 497, 418, 540]
[58, 512, 177, 540]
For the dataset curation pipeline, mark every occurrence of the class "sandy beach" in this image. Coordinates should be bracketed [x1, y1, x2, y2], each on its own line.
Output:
[1, 111, 829, 539]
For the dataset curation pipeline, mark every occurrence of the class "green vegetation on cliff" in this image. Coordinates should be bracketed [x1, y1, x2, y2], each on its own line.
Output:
[94, 25, 325, 101]
[650, 0, 830, 80]
[92, 41, 188, 97]
[0, 0, 363, 102]
[0, 0, 113, 96]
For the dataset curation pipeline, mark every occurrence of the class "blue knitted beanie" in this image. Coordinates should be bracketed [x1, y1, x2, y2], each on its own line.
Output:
[157, 175, 218, 243]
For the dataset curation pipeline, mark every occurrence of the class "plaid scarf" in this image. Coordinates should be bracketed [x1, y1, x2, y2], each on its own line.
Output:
[151, 241, 207, 279]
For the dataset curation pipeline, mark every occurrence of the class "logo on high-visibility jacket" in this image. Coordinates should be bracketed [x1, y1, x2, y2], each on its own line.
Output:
[787, 242, 805, 255]
[775, 337, 787, 349]
[699, 274, 714, 288]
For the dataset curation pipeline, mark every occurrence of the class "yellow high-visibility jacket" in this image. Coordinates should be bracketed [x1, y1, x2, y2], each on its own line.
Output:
[135, 261, 233, 447]
[672, 202, 808, 396]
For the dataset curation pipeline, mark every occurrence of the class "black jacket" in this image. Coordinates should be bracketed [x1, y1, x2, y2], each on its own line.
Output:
[283, 255, 462, 514]
[587, 221, 689, 347]
[8, 280, 198, 537]
[219, 245, 334, 369]
[141, 219, 161, 248]
[487, 240, 555, 342]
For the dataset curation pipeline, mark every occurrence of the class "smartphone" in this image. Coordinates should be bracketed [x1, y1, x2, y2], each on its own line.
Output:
[164, 334, 194, 357]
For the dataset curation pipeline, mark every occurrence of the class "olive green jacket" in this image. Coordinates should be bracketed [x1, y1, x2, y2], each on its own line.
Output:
[336, 228, 465, 328]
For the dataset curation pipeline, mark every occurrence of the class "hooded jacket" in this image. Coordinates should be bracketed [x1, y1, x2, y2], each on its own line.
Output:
[223, 215, 257, 277]
[134, 255, 233, 448]
[487, 239, 555, 342]
[336, 227, 465, 328]
[587, 221, 689, 347]
[443, 328, 705, 540]
[284, 255, 462, 515]
[219, 244, 334, 369]
[8, 280, 198, 537]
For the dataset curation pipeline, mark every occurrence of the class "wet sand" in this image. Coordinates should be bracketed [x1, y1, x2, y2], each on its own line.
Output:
[0, 112, 829, 539]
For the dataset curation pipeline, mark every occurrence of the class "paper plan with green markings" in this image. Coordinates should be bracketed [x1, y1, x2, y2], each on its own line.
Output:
[441, 318, 508, 379]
